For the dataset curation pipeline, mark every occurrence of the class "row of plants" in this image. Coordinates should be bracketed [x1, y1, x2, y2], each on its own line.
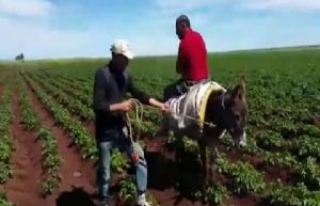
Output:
[36, 73, 160, 136]
[36, 74, 92, 106]
[22, 73, 98, 160]
[164, 128, 320, 205]
[30, 73, 141, 168]
[0, 192, 15, 206]
[29, 74, 94, 121]
[220, 132, 320, 191]
[17, 75, 62, 196]
[27, 73, 159, 204]
[30, 59, 320, 206]
[214, 153, 320, 206]
[0, 82, 16, 206]
[50, 71, 319, 205]
[0, 83, 14, 183]
[47, 74, 165, 205]
[45, 73, 92, 95]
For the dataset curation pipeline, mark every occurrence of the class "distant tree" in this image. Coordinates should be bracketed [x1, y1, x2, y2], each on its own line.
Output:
[15, 53, 24, 62]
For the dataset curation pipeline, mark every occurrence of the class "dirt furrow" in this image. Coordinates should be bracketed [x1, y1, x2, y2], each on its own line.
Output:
[25, 79, 98, 206]
[3, 85, 47, 206]
[31, 74, 95, 137]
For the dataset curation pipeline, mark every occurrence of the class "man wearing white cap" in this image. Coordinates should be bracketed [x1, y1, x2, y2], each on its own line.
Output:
[93, 39, 170, 206]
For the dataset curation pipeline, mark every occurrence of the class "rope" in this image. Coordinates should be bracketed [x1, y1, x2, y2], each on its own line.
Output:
[124, 98, 217, 143]
[125, 98, 144, 143]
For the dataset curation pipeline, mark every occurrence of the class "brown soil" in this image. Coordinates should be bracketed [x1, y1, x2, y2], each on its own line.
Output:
[85, 128, 262, 206]
[143, 138, 264, 206]
[3, 76, 269, 206]
[3, 85, 48, 206]
[225, 194, 260, 206]
[143, 137, 295, 206]
[25, 80, 97, 206]
[224, 147, 293, 183]
[149, 189, 208, 206]
[143, 142, 207, 206]
[34, 76, 95, 137]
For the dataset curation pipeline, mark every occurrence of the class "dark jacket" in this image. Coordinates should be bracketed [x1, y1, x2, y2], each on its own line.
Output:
[92, 64, 151, 142]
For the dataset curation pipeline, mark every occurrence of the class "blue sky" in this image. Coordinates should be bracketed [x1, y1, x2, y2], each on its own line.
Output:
[0, 0, 320, 59]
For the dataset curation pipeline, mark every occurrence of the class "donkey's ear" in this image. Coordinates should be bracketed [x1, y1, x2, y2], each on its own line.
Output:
[231, 76, 246, 100]
[239, 75, 246, 92]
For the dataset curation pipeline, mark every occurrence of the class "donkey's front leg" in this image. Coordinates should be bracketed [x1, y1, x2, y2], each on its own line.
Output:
[198, 140, 210, 186]
[207, 146, 217, 182]
[206, 137, 221, 184]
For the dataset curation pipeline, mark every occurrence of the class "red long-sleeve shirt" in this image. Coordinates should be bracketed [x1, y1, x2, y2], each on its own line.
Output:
[176, 29, 209, 81]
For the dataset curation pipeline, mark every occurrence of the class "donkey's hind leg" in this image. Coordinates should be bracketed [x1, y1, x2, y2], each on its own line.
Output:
[198, 140, 208, 177]
[199, 139, 212, 190]
[204, 135, 221, 184]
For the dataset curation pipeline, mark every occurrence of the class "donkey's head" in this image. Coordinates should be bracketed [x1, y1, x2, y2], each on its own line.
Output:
[205, 76, 248, 147]
[223, 76, 247, 146]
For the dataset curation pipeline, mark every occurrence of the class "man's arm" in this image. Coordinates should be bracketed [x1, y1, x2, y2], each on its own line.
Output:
[127, 75, 164, 108]
[92, 69, 125, 114]
[176, 40, 188, 75]
[176, 42, 182, 74]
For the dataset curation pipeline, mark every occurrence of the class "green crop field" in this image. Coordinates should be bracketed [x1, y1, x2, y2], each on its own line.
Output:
[0, 47, 320, 206]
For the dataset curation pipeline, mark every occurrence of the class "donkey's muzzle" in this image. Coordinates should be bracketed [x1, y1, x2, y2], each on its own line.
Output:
[229, 127, 247, 147]
[235, 131, 247, 147]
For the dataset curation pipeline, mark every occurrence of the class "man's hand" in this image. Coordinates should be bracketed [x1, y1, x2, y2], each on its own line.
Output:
[109, 100, 134, 112]
[119, 100, 135, 112]
[158, 103, 171, 114]
[149, 98, 171, 114]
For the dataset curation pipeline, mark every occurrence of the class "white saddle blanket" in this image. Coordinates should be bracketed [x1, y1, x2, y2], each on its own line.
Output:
[165, 81, 226, 131]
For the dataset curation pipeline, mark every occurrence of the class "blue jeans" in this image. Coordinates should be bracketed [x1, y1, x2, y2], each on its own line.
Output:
[96, 127, 147, 200]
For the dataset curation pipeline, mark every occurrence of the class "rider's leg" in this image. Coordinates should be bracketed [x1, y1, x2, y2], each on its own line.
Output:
[163, 79, 183, 102]
[154, 79, 183, 138]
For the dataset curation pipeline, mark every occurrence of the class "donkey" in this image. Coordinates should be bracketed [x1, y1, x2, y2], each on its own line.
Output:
[159, 77, 248, 184]
[199, 77, 247, 182]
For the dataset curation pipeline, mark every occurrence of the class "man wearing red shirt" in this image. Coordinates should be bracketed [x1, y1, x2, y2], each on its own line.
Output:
[154, 15, 210, 138]
[163, 14, 210, 101]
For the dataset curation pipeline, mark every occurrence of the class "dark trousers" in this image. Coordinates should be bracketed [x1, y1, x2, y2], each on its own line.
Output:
[163, 78, 210, 101]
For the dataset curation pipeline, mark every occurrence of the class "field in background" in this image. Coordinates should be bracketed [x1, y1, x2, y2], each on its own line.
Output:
[0, 47, 320, 206]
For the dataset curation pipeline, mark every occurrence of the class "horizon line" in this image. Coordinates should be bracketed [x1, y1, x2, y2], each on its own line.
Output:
[1, 43, 320, 62]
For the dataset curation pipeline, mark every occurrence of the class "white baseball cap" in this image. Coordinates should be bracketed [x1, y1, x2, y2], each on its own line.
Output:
[110, 39, 134, 59]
